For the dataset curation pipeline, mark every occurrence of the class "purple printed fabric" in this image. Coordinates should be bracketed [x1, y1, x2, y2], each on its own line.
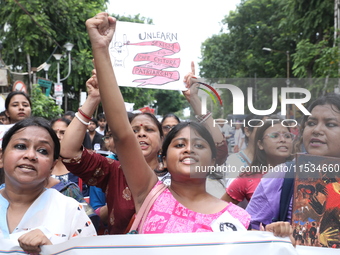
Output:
[245, 164, 292, 230]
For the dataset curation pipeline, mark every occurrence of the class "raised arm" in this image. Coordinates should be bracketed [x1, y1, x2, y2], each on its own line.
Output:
[182, 62, 224, 144]
[182, 62, 227, 165]
[86, 13, 157, 210]
[60, 71, 100, 159]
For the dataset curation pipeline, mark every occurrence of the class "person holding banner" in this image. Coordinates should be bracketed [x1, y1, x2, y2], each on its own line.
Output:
[246, 93, 340, 232]
[83, 12, 294, 239]
[0, 117, 96, 254]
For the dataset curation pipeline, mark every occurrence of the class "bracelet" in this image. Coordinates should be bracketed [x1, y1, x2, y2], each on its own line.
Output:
[78, 108, 91, 120]
[195, 111, 212, 123]
[75, 112, 90, 126]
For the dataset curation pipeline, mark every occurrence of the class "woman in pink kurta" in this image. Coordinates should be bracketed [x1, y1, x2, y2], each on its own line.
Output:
[142, 182, 250, 234]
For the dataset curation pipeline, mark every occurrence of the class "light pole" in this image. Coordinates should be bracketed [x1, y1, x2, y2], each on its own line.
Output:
[262, 47, 294, 119]
[43, 64, 51, 79]
[52, 42, 74, 107]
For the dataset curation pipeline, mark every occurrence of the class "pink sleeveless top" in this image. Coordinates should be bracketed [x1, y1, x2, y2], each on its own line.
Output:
[142, 182, 250, 233]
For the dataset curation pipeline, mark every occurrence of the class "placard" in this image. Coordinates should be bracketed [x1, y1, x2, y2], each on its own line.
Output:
[293, 154, 340, 248]
[109, 21, 192, 91]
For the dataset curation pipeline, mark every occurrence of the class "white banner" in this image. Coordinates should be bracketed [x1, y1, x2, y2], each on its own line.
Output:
[109, 21, 193, 91]
[1, 232, 337, 255]
[0, 231, 300, 255]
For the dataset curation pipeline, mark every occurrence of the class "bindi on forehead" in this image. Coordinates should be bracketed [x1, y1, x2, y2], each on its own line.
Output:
[131, 119, 157, 127]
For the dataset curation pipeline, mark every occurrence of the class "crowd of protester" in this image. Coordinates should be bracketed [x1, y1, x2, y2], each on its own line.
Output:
[2, 12, 340, 254]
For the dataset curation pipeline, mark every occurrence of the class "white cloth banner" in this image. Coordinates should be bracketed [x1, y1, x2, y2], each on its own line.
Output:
[0, 231, 300, 255]
[1, 232, 337, 255]
[109, 21, 192, 91]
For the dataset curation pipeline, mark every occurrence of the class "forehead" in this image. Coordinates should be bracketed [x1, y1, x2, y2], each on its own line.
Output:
[264, 123, 289, 134]
[11, 126, 53, 143]
[10, 94, 29, 103]
[131, 115, 158, 126]
[52, 121, 68, 130]
[173, 126, 205, 141]
[162, 117, 179, 126]
[310, 104, 340, 118]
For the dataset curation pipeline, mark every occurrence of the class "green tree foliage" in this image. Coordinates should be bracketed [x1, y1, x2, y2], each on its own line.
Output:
[281, 0, 333, 43]
[0, 0, 106, 90]
[292, 34, 339, 78]
[199, 0, 335, 117]
[119, 86, 156, 110]
[200, 0, 294, 116]
[153, 90, 189, 116]
[31, 84, 63, 119]
[115, 13, 153, 24]
[282, 0, 334, 80]
[200, 0, 294, 80]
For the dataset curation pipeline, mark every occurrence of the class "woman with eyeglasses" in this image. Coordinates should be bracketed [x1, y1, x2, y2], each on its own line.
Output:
[221, 118, 294, 205]
[161, 113, 180, 137]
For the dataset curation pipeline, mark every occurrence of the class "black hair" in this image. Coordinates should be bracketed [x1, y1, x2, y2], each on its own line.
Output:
[63, 111, 75, 119]
[127, 112, 135, 123]
[5, 91, 32, 111]
[2, 117, 60, 160]
[97, 113, 106, 121]
[161, 113, 180, 125]
[90, 118, 98, 127]
[50, 117, 71, 127]
[131, 112, 163, 138]
[162, 121, 216, 160]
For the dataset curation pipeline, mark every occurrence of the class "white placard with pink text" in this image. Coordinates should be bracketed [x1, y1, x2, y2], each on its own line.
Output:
[109, 21, 192, 91]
